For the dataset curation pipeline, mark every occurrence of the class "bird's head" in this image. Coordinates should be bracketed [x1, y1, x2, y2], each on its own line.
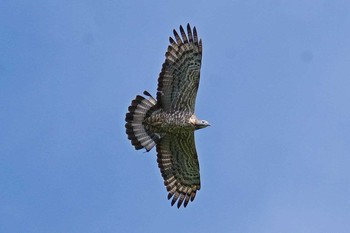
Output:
[189, 114, 210, 130]
[195, 119, 210, 130]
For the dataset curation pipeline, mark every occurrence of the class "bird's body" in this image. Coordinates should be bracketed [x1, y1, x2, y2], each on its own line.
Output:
[144, 111, 198, 132]
[125, 24, 209, 208]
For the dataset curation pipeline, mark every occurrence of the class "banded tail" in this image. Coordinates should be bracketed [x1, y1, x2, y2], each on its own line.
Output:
[125, 91, 161, 152]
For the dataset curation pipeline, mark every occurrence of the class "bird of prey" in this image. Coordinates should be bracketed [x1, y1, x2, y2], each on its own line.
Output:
[125, 24, 209, 208]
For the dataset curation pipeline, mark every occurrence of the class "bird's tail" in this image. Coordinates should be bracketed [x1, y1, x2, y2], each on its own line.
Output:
[125, 91, 161, 152]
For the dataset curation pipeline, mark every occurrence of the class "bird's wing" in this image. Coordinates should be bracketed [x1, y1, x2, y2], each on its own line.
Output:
[157, 24, 202, 114]
[156, 132, 201, 208]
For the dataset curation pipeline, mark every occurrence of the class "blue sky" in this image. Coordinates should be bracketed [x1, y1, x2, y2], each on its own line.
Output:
[1, 0, 350, 232]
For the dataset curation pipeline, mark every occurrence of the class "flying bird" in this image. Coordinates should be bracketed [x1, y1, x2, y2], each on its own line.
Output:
[125, 24, 209, 208]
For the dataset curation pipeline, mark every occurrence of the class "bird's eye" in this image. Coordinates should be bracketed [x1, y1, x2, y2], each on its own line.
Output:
[202, 120, 205, 124]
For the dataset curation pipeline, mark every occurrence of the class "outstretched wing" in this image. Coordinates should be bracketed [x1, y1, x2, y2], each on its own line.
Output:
[157, 24, 202, 114]
[156, 132, 201, 208]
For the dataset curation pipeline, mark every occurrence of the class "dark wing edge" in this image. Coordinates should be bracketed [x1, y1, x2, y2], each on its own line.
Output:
[156, 132, 201, 208]
[156, 24, 203, 113]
